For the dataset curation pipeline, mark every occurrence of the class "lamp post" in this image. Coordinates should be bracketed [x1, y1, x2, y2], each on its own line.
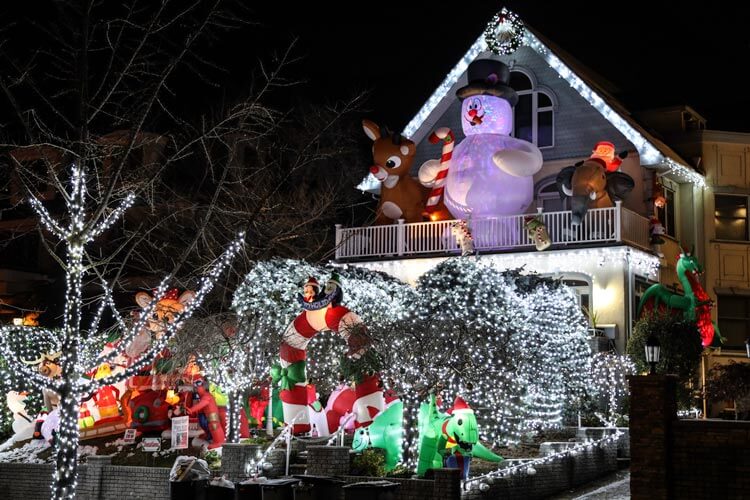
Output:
[645, 335, 661, 375]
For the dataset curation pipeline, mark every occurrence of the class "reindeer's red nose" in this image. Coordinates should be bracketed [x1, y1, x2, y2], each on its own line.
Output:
[468, 109, 477, 117]
[370, 165, 379, 174]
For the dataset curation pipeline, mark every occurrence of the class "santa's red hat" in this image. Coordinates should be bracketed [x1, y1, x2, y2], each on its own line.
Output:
[304, 277, 320, 292]
[448, 396, 474, 414]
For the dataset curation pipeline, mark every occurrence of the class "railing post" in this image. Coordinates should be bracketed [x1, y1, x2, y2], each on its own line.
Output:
[614, 200, 622, 242]
[334, 224, 342, 260]
[397, 218, 405, 256]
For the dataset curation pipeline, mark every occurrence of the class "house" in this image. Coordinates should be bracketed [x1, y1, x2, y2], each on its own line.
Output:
[334, 12, 709, 356]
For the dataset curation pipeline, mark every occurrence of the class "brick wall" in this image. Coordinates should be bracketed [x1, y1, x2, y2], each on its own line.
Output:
[221, 443, 287, 481]
[0, 463, 55, 500]
[0, 458, 171, 500]
[629, 374, 750, 499]
[628, 374, 677, 500]
[306, 446, 351, 476]
[671, 419, 750, 498]
[99, 464, 170, 499]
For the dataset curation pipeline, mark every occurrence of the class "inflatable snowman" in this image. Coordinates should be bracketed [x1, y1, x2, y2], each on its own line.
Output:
[421, 59, 542, 219]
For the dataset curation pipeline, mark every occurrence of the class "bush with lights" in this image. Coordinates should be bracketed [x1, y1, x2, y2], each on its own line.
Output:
[377, 260, 590, 464]
[585, 353, 637, 426]
[232, 259, 414, 397]
[232, 258, 591, 469]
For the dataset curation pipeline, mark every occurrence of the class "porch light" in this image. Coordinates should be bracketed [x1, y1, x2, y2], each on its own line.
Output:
[645, 335, 660, 375]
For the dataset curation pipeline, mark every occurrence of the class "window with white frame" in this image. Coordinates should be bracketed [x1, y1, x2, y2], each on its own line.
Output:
[656, 184, 677, 238]
[510, 70, 555, 148]
[715, 194, 749, 241]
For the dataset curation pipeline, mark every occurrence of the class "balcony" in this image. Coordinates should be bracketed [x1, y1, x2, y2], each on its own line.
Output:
[334, 201, 651, 261]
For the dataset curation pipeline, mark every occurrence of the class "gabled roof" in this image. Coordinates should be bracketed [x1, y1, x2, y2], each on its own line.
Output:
[402, 12, 705, 188]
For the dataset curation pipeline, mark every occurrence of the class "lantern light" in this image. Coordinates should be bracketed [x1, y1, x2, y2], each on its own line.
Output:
[645, 335, 661, 375]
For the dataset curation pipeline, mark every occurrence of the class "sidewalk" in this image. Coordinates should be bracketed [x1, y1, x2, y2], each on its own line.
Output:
[547, 470, 630, 499]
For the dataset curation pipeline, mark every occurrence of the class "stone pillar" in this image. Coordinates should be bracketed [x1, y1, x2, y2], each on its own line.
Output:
[431, 468, 461, 500]
[221, 443, 263, 481]
[306, 446, 350, 476]
[628, 375, 677, 500]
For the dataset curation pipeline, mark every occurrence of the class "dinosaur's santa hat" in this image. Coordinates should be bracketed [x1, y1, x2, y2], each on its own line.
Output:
[448, 396, 474, 415]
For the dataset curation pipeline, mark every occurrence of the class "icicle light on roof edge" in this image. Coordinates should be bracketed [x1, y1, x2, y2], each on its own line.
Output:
[396, 10, 706, 191]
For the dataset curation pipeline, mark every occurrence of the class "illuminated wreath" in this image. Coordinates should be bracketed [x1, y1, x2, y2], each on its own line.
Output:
[134, 405, 150, 423]
[484, 8, 525, 55]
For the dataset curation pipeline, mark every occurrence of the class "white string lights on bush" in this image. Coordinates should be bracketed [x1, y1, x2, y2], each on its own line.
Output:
[232, 259, 413, 398]
[589, 353, 636, 427]
[0, 161, 244, 500]
[233, 258, 592, 470]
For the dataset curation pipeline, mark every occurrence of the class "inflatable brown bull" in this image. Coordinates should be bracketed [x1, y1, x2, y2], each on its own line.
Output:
[556, 157, 635, 225]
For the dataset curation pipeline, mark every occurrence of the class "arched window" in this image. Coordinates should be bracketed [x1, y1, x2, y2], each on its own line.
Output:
[510, 70, 555, 148]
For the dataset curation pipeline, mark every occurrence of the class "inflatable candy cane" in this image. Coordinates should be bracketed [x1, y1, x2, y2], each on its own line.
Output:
[423, 128, 454, 214]
[273, 274, 382, 435]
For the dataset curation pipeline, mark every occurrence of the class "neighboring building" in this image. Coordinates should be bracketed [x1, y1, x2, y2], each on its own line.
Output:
[649, 109, 750, 415]
[335, 18, 707, 356]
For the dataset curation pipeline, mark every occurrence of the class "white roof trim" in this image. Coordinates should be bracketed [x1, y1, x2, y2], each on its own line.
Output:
[399, 26, 705, 188]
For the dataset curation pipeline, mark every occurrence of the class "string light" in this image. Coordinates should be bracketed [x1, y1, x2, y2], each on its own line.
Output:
[233, 258, 591, 469]
[355, 246, 660, 285]
[589, 353, 636, 427]
[464, 429, 624, 487]
[394, 9, 706, 191]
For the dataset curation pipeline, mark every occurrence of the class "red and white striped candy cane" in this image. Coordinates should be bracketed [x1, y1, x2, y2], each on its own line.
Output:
[424, 127, 454, 213]
[279, 305, 380, 434]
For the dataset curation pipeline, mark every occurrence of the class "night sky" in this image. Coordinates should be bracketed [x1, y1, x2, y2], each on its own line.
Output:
[242, 1, 750, 133]
[2, 2, 749, 134]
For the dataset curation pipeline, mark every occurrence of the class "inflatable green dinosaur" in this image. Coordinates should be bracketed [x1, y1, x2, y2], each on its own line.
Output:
[416, 394, 502, 478]
[351, 401, 403, 471]
[637, 245, 721, 347]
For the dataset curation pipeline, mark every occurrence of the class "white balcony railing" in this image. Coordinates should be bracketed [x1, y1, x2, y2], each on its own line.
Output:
[334, 201, 651, 261]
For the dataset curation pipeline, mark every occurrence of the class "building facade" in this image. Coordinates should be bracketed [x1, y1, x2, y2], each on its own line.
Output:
[336, 22, 708, 357]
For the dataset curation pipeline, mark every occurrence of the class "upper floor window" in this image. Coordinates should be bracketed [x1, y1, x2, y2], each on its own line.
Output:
[656, 184, 676, 238]
[715, 194, 748, 241]
[510, 70, 554, 149]
[717, 295, 750, 349]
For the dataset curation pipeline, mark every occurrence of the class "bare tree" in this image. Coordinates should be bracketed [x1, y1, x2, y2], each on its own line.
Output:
[0, 1, 367, 498]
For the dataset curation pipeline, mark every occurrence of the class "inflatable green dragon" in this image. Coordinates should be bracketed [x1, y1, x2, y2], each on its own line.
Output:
[637, 245, 720, 347]
[416, 393, 502, 478]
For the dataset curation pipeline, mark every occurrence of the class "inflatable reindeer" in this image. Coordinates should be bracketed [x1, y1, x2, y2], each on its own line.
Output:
[363, 119, 428, 224]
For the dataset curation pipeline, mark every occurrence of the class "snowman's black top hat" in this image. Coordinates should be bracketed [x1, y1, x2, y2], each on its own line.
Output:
[456, 59, 518, 106]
